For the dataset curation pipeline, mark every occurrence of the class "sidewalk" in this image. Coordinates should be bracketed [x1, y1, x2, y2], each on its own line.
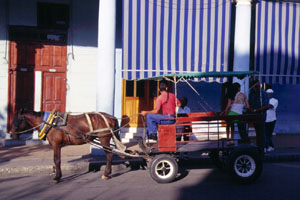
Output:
[1, 134, 300, 176]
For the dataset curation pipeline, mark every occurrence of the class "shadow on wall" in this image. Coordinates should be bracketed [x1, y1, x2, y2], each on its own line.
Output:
[271, 84, 300, 134]
[0, 0, 122, 48]
[0, 106, 8, 138]
[68, 0, 123, 47]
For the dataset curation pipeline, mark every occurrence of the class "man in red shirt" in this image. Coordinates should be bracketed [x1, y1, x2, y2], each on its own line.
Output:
[141, 81, 181, 140]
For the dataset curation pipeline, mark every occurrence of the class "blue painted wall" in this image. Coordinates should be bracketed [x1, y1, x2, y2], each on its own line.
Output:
[177, 82, 300, 134]
[271, 84, 300, 134]
[177, 81, 223, 113]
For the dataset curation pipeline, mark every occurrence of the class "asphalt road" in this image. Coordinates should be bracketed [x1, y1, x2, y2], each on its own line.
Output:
[1, 162, 300, 200]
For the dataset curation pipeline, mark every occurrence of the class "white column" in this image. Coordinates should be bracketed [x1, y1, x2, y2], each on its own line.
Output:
[93, 0, 117, 155]
[233, 0, 252, 96]
[97, 0, 116, 114]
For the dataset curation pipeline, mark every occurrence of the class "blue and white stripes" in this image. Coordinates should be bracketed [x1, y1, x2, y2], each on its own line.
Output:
[122, 0, 232, 81]
[255, 1, 300, 84]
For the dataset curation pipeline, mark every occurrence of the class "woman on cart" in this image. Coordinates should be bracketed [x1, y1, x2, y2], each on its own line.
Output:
[224, 82, 250, 142]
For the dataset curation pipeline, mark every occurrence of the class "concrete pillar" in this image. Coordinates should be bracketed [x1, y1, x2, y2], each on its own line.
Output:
[93, 0, 116, 155]
[233, 0, 252, 96]
[96, 0, 116, 115]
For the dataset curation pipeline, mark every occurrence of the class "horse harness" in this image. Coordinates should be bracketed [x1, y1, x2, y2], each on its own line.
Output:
[39, 112, 115, 141]
[13, 111, 127, 153]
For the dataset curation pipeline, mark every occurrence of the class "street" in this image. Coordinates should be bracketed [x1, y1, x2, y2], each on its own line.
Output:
[1, 162, 300, 200]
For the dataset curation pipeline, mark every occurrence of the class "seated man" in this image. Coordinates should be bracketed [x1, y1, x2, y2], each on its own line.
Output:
[141, 81, 181, 140]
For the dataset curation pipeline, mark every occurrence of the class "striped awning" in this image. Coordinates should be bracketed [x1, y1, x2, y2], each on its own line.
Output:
[122, 0, 232, 81]
[255, 0, 300, 84]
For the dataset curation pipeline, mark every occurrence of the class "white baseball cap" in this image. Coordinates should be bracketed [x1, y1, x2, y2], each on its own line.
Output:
[266, 89, 274, 93]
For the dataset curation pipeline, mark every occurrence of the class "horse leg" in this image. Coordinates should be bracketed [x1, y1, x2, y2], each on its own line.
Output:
[100, 137, 113, 180]
[102, 150, 113, 180]
[52, 145, 62, 183]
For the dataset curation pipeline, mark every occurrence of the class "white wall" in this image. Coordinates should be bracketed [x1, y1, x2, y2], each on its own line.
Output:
[0, 0, 9, 138]
[66, 0, 99, 112]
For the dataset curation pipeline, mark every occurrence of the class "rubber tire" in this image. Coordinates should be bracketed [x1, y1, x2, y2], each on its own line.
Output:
[209, 149, 224, 170]
[227, 147, 263, 184]
[149, 154, 178, 184]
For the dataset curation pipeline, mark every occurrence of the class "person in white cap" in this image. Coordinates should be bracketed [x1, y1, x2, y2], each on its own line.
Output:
[265, 88, 278, 152]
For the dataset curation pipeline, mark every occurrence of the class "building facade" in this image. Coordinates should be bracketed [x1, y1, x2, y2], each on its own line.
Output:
[0, 0, 300, 143]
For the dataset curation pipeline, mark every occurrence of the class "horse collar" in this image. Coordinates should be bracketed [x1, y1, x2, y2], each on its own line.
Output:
[39, 112, 56, 140]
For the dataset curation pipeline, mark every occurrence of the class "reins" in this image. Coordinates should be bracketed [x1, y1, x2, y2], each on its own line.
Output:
[12, 123, 43, 135]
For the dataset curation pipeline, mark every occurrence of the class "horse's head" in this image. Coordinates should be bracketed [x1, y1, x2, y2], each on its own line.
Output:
[10, 109, 28, 139]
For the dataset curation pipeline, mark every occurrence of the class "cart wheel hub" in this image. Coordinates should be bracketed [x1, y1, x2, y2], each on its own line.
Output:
[234, 154, 256, 178]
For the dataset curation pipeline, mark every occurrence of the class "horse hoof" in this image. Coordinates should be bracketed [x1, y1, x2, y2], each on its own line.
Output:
[52, 179, 60, 184]
[101, 175, 110, 180]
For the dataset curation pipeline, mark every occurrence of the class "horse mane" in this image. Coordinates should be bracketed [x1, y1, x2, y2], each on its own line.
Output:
[21, 109, 44, 118]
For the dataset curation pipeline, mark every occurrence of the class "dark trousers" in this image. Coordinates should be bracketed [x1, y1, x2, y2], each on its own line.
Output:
[228, 122, 248, 141]
[265, 120, 276, 148]
[237, 122, 248, 140]
[253, 120, 266, 149]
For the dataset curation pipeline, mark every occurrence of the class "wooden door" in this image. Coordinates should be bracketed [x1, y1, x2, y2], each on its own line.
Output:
[42, 72, 66, 112]
[39, 44, 67, 112]
[7, 41, 36, 132]
[7, 70, 34, 132]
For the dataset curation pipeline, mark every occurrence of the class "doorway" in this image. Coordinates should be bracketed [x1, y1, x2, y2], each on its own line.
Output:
[122, 79, 158, 127]
[7, 27, 67, 132]
[121, 79, 174, 127]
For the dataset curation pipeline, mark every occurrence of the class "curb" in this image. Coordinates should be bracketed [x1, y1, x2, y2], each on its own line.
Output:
[1, 139, 48, 147]
[0, 157, 89, 176]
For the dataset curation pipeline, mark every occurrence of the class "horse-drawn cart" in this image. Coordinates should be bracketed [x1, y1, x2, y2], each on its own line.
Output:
[102, 71, 264, 184]
[11, 71, 264, 184]
[120, 112, 264, 184]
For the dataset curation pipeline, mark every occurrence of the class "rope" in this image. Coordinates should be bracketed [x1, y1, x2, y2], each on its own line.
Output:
[12, 123, 43, 135]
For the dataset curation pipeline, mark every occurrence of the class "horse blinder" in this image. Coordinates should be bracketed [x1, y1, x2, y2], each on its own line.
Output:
[11, 114, 25, 133]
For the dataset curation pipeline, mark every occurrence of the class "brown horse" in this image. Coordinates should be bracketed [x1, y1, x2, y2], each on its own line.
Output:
[10, 109, 120, 183]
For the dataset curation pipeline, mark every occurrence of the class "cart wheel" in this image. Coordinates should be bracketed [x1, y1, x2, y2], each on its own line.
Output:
[209, 149, 224, 170]
[149, 154, 178, 183]
[227, 147, 263, 184]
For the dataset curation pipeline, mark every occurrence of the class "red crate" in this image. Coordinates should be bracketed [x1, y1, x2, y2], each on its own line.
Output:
[157, 125, 177, 152]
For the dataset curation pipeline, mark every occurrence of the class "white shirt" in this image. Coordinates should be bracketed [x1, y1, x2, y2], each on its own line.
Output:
[230, 92, 246, 114]
[178, 106, 191, 114]
[266, 98, 278, 122]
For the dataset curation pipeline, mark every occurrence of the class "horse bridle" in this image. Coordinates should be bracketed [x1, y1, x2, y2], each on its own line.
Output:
[12, 113, 25, 131]
[12, 112, 42, 134]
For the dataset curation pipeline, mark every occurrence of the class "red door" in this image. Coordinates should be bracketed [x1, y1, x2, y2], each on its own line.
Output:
[7, 41, 36, 132]
[39, 44, 67, 112]
[7, 70, 35, 132]
[42, 72, 66, 112]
